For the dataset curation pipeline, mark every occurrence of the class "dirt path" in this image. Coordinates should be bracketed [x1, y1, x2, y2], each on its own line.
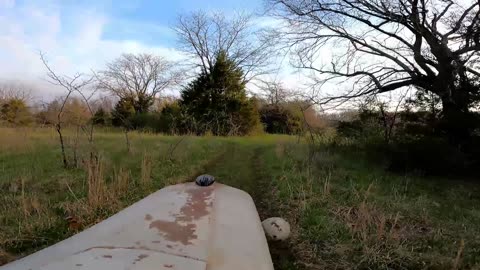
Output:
[196, 143, 301, 270]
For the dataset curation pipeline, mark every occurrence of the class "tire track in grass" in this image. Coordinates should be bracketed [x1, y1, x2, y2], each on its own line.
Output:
[200, 142, 301, 270]
[250, 146, 301, 270]
[184, 143, 232, 182]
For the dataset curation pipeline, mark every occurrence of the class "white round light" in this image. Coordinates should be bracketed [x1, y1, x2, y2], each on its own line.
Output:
[261, 217, 291, 241]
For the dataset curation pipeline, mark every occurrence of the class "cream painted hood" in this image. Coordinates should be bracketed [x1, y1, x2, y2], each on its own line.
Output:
[1, 183, 274, 270]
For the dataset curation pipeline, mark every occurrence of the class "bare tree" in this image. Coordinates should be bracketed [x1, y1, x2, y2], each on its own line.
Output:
[175, 11, 274, 82]
[374, 90, 410, 144]
[96, 53, 181, 113]
[0, 82, 32, 104]
[268, 0, 480, 141]
[256, 79, 292, 105]
[91, 95, 115, 113]
[40, 52, 96, 168]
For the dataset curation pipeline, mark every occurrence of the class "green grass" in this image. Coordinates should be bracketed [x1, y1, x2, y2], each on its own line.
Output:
[268, 142, 480, 269]
[1, 127, 479, 269]
[0, 128, 228, 264]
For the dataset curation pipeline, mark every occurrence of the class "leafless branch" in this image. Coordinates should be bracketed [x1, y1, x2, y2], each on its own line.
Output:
[96, 53, 182, 112]
[39, 52, 96, 168]
[268, 0, 480, 110]
[174, 11, 276, 83]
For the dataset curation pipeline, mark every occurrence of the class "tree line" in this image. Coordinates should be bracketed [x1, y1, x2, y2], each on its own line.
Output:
[1, 10, 326, 138]
[0, 51, 323, 136]
[2, 1, 480, 176]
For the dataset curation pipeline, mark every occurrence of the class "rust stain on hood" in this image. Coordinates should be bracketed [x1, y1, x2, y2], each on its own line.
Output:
[177, 186, 214, 222]
[149, 221, 197, 245]
[149, 185, 214, 245]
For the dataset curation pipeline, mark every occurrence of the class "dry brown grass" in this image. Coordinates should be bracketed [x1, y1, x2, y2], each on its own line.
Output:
[1, 128, 232, 267]
[0, 249, 13, 266]
[85, 156, 107, 208]
[21, 195, 43, 219]
[333, 203, 404, 244]
[112, 166, 130, 195]
[275, 142, 285, 158]
[0, 127, 34, 152]
[453, 239, 465, 270]
[322, 173, 331, 198]
[140, 151, 152, 185]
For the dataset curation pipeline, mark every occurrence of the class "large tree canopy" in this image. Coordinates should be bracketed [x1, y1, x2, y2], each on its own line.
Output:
[175, 11, 274, 82]
[97, 53, 181, 113]
[269, 0, 480, 127]
[269, 0, 480, 141]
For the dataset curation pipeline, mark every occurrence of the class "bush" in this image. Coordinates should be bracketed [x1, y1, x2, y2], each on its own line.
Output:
[156, 102, 183, 134]
[259, 105, 301, 134]
[335, 108, 480, 177]
[1, 99, 32, 126]
[130, 113, 158, 131]
[387, 135, 479, 176]
[336, 111, 385, 144]
[91, 108, 111, 126]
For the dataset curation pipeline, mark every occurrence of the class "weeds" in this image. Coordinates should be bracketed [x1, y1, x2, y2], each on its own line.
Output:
[453, 239, 465, 270]
[85, 155, 107, 208]
[1, 129, 480, 269]
[0, 128, 228, 265]
[0, 249, 13, 265]
[112, 166, 130, 196]
[140, 151, 152, 185]
[257, 139, 480, 269]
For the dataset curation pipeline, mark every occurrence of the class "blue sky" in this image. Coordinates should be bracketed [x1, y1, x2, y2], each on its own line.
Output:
[0, 0, 281, 98]
[103, 0, 262, 46]
[56, 0, 263, 46]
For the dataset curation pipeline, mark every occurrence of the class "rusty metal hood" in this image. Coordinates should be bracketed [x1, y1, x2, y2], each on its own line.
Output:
[1, 183, 274, 270]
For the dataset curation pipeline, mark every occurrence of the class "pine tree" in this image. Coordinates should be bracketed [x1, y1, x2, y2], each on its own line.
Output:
[92, 108, 111, 126]
[180, 51, 259, 135]
[111, 96, 135, 128]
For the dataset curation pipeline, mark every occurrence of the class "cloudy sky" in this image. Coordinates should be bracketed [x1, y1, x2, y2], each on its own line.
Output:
[0, 0, 294, 99]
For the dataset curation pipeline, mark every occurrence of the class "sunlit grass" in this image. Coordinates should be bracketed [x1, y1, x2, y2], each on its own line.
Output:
[1, 127, 479, 269]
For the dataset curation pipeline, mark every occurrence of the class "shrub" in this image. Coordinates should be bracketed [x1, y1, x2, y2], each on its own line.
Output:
[259, 104, 301, 134]
[335, 108, 480, 177]
[1, 99, 32, 126]
[91, 108, 111, 126]
[180, 51, 259, 135]
[387, 136, 474, 176]
[156, 102, 183, 134]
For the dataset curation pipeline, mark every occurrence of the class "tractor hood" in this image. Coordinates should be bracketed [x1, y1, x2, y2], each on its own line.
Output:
[1, 183, 274, 270]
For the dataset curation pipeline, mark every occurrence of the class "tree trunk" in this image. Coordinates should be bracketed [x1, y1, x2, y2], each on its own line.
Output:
[440, 96, 472, 146]
[56, 124, 68, 168]
[124, 129, 131, 153]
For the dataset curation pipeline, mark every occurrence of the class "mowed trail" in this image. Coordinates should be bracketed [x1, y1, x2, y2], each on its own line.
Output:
[199, 142, 301, 270]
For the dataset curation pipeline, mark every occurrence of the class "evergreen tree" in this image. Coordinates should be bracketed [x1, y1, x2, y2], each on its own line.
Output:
[180, 51, 260, 135]
[91, 108, 111, 126]
[157, 102, 184, 134]
[111, 96, 135, 128]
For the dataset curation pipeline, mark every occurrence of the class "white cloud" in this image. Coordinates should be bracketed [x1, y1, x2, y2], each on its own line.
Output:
[0, 1, 313, 104]
[0, 1, 186, 101]
[0, 0, 14, 9]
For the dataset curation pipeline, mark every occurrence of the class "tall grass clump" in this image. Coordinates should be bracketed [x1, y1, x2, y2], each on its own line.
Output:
[85, 156, 107, 208]
[140, 151, 152, 186]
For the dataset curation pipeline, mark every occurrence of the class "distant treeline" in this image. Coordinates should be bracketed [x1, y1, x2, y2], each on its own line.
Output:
[0, 53, 326, 136]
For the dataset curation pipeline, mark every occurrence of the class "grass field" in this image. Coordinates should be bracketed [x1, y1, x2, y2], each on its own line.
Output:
[1, 127, 480, 269]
